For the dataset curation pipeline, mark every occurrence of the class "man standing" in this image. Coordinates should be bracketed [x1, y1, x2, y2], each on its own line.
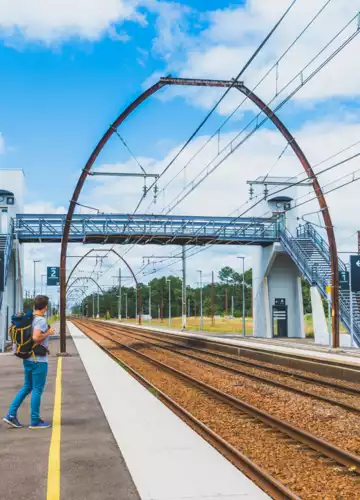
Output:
[3, 295, 55, 429]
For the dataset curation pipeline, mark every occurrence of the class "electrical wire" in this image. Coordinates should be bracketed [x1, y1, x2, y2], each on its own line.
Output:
[145, 0, 334, 209]
[161, 14, 360, 215]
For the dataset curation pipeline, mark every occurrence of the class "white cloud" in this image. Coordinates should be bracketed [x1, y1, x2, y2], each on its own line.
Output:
[0, 0, 144, 44]
[0, 133, 5, 154]
[149, 0, 360, 111]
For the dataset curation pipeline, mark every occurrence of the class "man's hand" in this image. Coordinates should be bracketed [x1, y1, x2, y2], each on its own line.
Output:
[47, 327, 56, 336]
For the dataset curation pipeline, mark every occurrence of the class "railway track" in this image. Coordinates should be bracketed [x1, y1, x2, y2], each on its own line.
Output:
[89, 319, 360, 415]
[73, 318, 360, 500]
[103, 321, 360, 395]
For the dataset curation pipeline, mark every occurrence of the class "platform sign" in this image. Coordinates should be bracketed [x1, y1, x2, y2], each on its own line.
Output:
[47, 266, 60, 287]
[339, 270, 349, 291]
[350, 256, 360, 292]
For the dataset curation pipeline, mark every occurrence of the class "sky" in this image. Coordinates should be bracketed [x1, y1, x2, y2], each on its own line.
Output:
[1, 0, 360, 307]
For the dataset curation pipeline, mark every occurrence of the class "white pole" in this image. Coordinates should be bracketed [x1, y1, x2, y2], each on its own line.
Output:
[350, 262, 354, 347]
[198, 270, 203, 330]
[231, 295, 234, 318]
[182, 247, 187, 329]
[327, 288, 331, 344]
[118, 268, 122, 320]
[148, 285, 151, 323]
[167, 279, 171, 327]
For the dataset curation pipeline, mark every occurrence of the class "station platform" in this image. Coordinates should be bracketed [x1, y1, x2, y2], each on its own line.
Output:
[110, 321, 360, 370]
[0, 321, 269, 500]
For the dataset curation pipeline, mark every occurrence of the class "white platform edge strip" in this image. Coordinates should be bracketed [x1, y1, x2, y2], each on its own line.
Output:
[68, 321, 269, 500]
[112, 321, 360, 367]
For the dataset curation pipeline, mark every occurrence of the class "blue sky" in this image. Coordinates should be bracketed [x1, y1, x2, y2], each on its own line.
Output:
[0, 0, 236, 206]
[1, 0, 360, 297]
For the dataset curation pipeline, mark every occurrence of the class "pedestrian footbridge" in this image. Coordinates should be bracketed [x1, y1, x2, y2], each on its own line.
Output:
[1, 214, 359, 347]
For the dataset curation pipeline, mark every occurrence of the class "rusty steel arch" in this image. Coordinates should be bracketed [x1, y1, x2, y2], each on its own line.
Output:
[67, 276, 106, 295]
[60, 76, 339, 352]
[66, 248, 142, 324]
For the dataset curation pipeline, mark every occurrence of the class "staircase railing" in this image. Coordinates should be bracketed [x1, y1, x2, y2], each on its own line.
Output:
[280, 227, 328, 294]
[0, 221, 14, 310]
[297, 223, 347, 272]
[283, 224, 360, 346]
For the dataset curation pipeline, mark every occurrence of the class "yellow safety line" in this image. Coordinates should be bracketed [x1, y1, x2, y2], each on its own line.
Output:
[46, 357, 62, 500]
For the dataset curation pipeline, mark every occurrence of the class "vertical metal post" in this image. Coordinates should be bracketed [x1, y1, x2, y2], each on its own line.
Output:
[135, 291, 138, 322]
[182, 246, 186, 329]
[125, 293, 128, 319]
[92, 294, 95, 318]
[137, 285, 142, 325]
[242, 257, 246, 337]
[188, 297, 190, 318]
[148, 285, 151, 323]
[231, 295, 234, 318]
[97, 291, 100, 318]
[118, 268, 122, 319]
[198, 270, 203, 330]
[167, 279, 171, 327]
[327, 289, 331, 344]
[225, 288, 228, 317]
[33, 260, 40, 299]
[238, 256, 246, 337]
[211, 271, 215, 326]
[350, 261, 354, 347]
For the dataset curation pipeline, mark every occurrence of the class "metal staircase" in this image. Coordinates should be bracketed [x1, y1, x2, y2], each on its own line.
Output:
[280, 223, 360, 347]
[0, 221, 14, 310]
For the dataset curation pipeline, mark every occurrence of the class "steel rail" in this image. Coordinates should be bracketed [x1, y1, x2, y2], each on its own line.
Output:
[110, 322, 360, 396]
[74, 319, 360, 473]
[90, 321, 360, 414]
[71, 322, 299, 500]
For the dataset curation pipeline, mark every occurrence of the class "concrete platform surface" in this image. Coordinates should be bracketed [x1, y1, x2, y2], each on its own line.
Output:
[110, 321, 360, 368]
[0, 333, 140, 500]
[69, 321, 269, 500]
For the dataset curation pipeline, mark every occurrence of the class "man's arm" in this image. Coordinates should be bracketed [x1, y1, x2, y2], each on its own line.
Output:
[33, 326, 55, 344]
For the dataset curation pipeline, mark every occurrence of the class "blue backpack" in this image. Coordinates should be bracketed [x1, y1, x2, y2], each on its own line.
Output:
[10, 311, 48, 360]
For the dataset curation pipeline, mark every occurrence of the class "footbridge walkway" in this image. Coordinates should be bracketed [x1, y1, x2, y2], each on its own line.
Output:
[6, 214, 360, 346]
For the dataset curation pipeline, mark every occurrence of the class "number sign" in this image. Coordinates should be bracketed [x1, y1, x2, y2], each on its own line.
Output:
[47, 266, 60, 287]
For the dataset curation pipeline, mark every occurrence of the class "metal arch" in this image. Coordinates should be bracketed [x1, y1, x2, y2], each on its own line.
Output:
[60, 76, 339, 351]
[66, 248, 142, 324]
[59, 81, 166, 351]
[236, 83, 339, 347]
[67, 276, 106, 295]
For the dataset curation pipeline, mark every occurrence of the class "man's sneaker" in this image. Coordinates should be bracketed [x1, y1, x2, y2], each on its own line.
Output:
[29, 419, 51, 429]
[2, 414, 23, 428]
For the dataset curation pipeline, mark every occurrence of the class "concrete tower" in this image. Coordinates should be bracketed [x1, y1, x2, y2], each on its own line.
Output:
[249, 176, 308, 339]
[0, 169, 25, 351]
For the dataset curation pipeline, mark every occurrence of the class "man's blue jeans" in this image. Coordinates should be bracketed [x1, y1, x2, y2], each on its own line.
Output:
[8, 360, 48, 424]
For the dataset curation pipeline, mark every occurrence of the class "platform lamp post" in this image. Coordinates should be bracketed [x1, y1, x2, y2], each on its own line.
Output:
[125, 292, 128, 320]
[33, 260, 41, 299]
[237, 256, 246, 337]
[166, 279, 171, 327]
[41, 274, 46, 295]
[197, 270, 203, 330]
[148, 285, 152, 323]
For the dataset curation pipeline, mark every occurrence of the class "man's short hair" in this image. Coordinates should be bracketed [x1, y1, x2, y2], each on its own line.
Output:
[34, 295, 49, 311]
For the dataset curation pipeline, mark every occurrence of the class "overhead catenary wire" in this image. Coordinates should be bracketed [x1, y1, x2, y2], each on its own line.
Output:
[161, 13, 360, 215]
[125, 14, 360, 259]
[135, 0, 298, 207]
[80, 6, 360, 289]
[145, 0, 334, 209]
[133, 150, 360, 279]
